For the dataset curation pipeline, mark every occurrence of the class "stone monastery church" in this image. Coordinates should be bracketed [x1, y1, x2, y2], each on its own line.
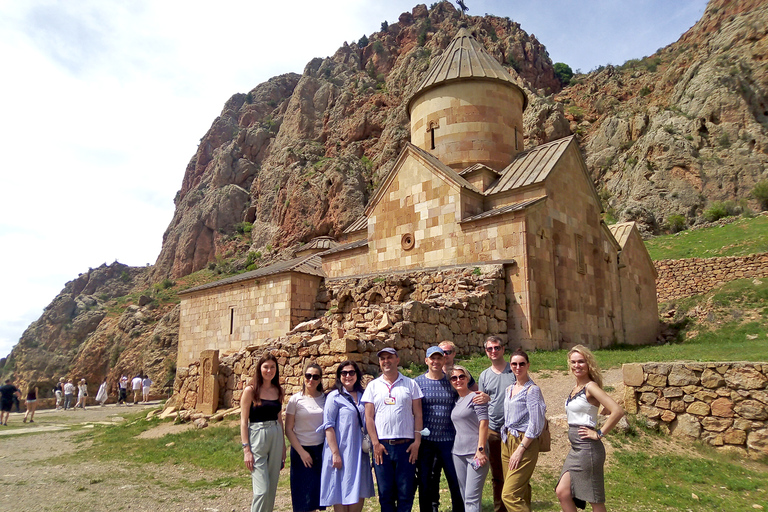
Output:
[177, 28, 658, 368]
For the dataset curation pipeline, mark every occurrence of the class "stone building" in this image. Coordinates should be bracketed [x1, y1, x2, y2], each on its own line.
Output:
[177, 28, 658, 368]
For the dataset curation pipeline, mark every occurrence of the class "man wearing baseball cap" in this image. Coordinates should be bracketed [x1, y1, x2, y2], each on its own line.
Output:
[415, 346, 464, 512]
[363, 347, 424, 512]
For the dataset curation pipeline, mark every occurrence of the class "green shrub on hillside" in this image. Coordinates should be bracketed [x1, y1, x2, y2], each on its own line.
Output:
[703, 200, 737, 222]
[751, 180, 768, 210]
[234, 222, 253, 235]
[358, 35, 368, 47]
[664, 214, 687, 233]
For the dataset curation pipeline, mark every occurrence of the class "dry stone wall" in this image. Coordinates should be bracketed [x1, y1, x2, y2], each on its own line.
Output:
[171, 264, 508, 412]
[655, 253, 768, 302]
[623, 362, 768, 455]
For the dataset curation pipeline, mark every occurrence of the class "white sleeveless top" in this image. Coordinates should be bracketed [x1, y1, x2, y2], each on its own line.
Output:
[565, 384, 599, 428]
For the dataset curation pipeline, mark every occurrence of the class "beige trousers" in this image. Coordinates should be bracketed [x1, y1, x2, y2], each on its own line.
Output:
[500, 435, 540, 512]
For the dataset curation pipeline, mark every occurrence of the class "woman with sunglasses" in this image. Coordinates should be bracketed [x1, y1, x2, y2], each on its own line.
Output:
[449, 365, 489, 512]
[318, 361, 375, 512]
[285, 363, 327, 512]
[556, 345, 624, 512]
[500, 348, 546, 512]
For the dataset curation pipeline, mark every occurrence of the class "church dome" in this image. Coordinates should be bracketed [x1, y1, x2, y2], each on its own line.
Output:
[408, 27, 528, 171]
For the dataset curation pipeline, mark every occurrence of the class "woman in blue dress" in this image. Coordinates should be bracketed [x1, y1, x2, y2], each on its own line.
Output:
[318, 360, 375, 512]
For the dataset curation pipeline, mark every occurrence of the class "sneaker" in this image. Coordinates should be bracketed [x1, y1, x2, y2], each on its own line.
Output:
[23, 418, 26, 423]
[29, 420, 34, 423]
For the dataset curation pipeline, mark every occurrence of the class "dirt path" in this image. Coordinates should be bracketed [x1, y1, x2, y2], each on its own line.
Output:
[0, 403, 255, 512]
[0, 370, 623, 512]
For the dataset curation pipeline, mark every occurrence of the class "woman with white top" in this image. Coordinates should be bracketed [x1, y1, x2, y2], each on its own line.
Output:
[142, 375, 152, 402]
[556, 345, 624, 512]
[500, 348, 546, 512]
[285, 363, 326, 512]
[96, 378, 109, 406]
[449, 365, 489, 512]
[76, 379, 88, 409]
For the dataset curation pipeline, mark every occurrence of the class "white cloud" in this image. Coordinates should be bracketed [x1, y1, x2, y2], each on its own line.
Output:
[0, 0, 707, 358]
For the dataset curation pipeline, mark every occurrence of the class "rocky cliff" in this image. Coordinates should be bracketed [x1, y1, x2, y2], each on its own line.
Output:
[0, 263, 180, 397]
[559, 0, 768, 232]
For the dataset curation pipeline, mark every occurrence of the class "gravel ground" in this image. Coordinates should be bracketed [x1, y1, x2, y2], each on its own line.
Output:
[0, 369, 623, 512]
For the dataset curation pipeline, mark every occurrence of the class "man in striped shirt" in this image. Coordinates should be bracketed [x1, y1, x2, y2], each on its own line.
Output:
[415, 346, 464, 512]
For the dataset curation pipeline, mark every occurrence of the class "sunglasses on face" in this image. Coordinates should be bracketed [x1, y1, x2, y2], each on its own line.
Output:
[442, 350, 454, 355]
[510, 362, 527, 367]
[305, 373, 321, 381]
[486, 346, 502, 352]
[340, 370, 356, 377]
[449, 374, 467, 382]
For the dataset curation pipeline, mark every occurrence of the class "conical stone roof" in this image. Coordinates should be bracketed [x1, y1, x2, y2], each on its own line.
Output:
[407, 27, 528, 113]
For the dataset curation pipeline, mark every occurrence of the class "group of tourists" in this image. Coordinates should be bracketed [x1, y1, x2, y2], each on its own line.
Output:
[0, 371, 155, 424]
[240, 336, 625, 512]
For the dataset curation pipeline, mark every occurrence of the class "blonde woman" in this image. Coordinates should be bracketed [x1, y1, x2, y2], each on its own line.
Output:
[76, 379, 88, 409]
[556, 345, 624, 512]
[449, 365, 489, 512]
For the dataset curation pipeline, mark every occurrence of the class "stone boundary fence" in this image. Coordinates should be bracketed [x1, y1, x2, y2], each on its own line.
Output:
[623, 361, 768, 455]
[655, 253, 768, 302]
[169, 264, 508, 414]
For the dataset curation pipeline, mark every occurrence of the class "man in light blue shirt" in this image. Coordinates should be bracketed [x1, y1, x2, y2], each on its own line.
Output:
[363, 348, 424, 512]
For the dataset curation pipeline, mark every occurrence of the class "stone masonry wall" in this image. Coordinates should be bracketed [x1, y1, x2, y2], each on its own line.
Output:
[623, 362, 768, 455]
[655, 253, 768, 302]
[171, 264, 509, 412]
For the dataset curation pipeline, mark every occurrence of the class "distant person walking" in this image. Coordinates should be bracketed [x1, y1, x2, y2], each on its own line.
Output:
[54, 377, 64, 409]
[131, 374, 143, 405]
[96, 378, 109, 406]
[0, 379, 20, 426]
[63, 379, 75, 410]
[142, 375, 152, 403]
[23, 382, 39, 423]
[118, 375, 128, 405]
[76, 379, 88, 409]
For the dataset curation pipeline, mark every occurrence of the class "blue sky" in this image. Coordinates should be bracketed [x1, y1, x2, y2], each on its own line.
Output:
[0, 0, 707, 359]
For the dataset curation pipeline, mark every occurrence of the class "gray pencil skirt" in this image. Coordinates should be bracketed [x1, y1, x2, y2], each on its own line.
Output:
[560, 425, 605, 505]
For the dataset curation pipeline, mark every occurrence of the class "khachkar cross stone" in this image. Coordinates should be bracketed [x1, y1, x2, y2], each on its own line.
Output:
[196, 349, 220, 415]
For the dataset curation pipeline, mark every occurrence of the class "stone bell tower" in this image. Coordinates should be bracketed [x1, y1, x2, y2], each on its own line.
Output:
[407, 27, 528, 171]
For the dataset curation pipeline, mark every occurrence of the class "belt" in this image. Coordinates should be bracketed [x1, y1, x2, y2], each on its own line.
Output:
[380, 438, 411, 445]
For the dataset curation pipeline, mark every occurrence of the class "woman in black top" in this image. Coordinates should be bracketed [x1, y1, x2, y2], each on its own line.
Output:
[240, 353, 286, 512]
[23, 383, 38, 423]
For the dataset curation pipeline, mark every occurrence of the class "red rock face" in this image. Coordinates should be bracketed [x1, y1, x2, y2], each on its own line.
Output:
[151, 5, 564, 280]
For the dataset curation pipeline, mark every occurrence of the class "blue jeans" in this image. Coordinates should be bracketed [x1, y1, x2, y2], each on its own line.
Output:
[64, 394, 73, 410]
[418, 439, 464, 512]
[374, 440, 417, 512]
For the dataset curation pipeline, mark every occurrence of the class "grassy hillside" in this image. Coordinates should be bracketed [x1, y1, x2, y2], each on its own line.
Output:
[645, 215, 768, 260]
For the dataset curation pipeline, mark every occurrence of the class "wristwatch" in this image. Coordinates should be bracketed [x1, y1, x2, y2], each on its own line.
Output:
[242, 442, 250, 449]
[477, 446, 484, 452]
[596, 429, 603, 439]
